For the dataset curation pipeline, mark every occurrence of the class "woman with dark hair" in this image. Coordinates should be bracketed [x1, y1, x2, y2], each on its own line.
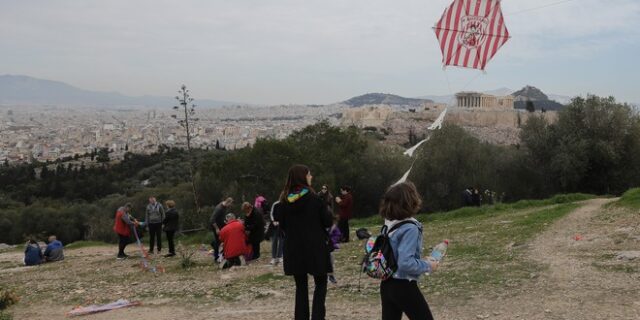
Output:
[379, 181, 438, 320]
[278, 164, 332, 320]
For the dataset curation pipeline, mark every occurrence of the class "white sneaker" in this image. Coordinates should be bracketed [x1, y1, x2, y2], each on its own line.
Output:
[269, 258, 277, 265]
[239, 255, 246, 266]
[278, 257, 283, 264]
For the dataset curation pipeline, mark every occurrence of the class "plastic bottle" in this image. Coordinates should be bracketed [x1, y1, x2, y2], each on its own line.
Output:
[430, 239, 449, 262]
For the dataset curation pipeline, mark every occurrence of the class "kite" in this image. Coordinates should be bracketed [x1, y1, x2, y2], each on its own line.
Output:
[434, 0, 510, 70]
[67, 299, 141, 317]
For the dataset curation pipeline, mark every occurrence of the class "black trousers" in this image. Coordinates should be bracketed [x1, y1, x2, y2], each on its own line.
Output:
[222, 256, 242, 269]
[251, 241, 261, 260]
[338, 218, 350, 242]
[380, 278, 433, 320]
[118, 234, 130, 256]
[293, 274, 327, 320]
[148, 223, 162, 252]
[165, 230, 176, 254]
[211, 232, 221, 259]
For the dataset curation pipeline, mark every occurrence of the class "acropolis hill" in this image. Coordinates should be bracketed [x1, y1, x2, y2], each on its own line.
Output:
[340, 91, 558, 146]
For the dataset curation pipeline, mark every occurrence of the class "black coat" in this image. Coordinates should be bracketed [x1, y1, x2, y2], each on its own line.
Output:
[210, 203, 227, 232]
[280, 192, 332, 276]
[163, 208, 179, 232]
[244, 207, 265, 244]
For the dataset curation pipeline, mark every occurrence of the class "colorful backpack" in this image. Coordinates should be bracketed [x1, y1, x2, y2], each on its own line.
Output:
[361, 220, 417, 280]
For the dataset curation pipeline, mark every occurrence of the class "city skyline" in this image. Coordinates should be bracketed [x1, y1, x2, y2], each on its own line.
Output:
[1, 0, 638, 105]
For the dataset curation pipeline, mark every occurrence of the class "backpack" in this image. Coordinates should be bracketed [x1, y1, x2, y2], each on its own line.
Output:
[355, 228, 371, 240]
[360, 220, 417, 280]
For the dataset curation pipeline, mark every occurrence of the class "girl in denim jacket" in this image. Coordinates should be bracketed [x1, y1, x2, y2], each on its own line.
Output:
[379, 181, 438, 320]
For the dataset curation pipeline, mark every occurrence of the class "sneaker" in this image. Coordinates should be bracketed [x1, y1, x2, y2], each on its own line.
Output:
[269, 258, 277, 265]
[239, 255, 246, 266]
[116, 255, 127, 260]
[328, 275, 337, 284]
[278, 257, 283, 264]
[164, 253, 176, 258]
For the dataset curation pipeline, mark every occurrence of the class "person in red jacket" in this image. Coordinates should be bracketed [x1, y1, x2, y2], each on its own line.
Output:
[218, 213, 251, 269]
[113, 203, 139, 259]
[335, 185, 353, 242]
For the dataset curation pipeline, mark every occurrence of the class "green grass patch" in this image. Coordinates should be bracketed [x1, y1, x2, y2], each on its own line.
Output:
[250, 272, 287, 284]
[65, 241, 109, 249]
[342, 199, 584, 298]
[614, 188, 640, 209]
[592, 262, 640, 273]
[351, 193, 593, 227]
[421, 203, 578, 296]
[175, 231, 212, 246]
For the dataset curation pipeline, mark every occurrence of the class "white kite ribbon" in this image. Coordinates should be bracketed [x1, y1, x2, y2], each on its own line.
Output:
[392, 163, 414, 187]
[394, 107, 449, 186]
[403, 136, 430, 157]
[428, 107, 448, 130]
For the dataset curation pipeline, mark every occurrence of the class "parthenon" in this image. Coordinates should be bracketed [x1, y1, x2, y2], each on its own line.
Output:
[456, 92, 514, 109]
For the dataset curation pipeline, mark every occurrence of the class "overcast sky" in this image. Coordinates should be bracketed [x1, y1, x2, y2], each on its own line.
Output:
[1, 0, 638, 105]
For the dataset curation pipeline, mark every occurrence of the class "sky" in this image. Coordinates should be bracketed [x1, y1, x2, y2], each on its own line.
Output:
[1, 0, 638, 105]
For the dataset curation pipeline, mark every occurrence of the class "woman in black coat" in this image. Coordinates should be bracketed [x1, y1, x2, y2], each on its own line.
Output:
[278, 164, 332, 320]
[162, 200, 179, 257]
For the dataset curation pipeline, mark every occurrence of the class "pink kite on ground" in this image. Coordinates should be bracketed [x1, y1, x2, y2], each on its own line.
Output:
[434, 0, 510, 70]
[67, 299, 141, 317]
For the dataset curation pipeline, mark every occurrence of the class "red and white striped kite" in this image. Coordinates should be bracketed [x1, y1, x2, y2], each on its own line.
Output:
[434, 0, 510, 70]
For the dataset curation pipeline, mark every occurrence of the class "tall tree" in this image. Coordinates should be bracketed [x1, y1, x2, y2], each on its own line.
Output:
[172, 85, 201, 214]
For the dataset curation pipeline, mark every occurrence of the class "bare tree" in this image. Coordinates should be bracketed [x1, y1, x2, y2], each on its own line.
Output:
[172, 85, 201, 214]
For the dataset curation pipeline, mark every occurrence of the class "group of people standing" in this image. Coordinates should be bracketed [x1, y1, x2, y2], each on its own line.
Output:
[110, 164, 435, 320]
[113, 197, 179, 259]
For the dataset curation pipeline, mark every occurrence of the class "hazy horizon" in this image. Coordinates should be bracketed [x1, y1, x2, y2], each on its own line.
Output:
[1, 0, 638, 105]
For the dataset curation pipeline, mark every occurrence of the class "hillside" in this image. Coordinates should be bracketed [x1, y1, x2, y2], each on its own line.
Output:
[343, 93, 433, 107]
[0, 75, 237, 108]
[512, 85, 549, 101]
[512, 85, 566, 111]
[1, 193, 638, 319]
[514, 100, 565, 111]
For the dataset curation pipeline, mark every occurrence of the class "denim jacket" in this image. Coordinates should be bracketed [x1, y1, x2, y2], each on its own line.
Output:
[385, 218, 431, 281]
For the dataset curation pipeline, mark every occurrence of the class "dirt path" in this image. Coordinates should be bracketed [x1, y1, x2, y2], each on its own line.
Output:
[439, 198, 640, 320]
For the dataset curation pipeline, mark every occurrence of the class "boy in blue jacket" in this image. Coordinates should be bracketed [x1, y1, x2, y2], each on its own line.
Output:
[44, 235, 65, 262]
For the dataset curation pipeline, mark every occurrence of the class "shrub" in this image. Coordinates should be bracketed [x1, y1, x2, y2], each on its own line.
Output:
[0, 287, 18, 310]
[178, 243, 197, 269]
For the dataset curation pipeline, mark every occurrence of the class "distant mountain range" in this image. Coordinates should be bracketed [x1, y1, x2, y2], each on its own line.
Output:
[0, 75, 238, 108]
[342, 93, 433, 108]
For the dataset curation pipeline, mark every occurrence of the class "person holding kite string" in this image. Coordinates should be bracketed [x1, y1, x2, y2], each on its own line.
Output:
[113, 203, 139, 260]
[379, 182, 438, 320]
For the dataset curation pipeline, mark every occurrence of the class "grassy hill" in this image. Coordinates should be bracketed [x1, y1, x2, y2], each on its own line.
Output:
[2, 192, 639, 319]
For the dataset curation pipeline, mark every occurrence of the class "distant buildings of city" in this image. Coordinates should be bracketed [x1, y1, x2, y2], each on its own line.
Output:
[0, 104, 342, 164]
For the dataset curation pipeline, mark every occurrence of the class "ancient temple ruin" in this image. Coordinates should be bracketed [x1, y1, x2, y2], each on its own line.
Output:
[456, 92, 514, 109]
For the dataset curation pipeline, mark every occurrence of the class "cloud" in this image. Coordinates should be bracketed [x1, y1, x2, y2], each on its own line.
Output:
[0, 0, 638, 103]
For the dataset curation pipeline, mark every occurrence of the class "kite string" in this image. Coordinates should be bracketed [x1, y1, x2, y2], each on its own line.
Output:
[506, 0, 576, 16]
[460, 71, 484, 93]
